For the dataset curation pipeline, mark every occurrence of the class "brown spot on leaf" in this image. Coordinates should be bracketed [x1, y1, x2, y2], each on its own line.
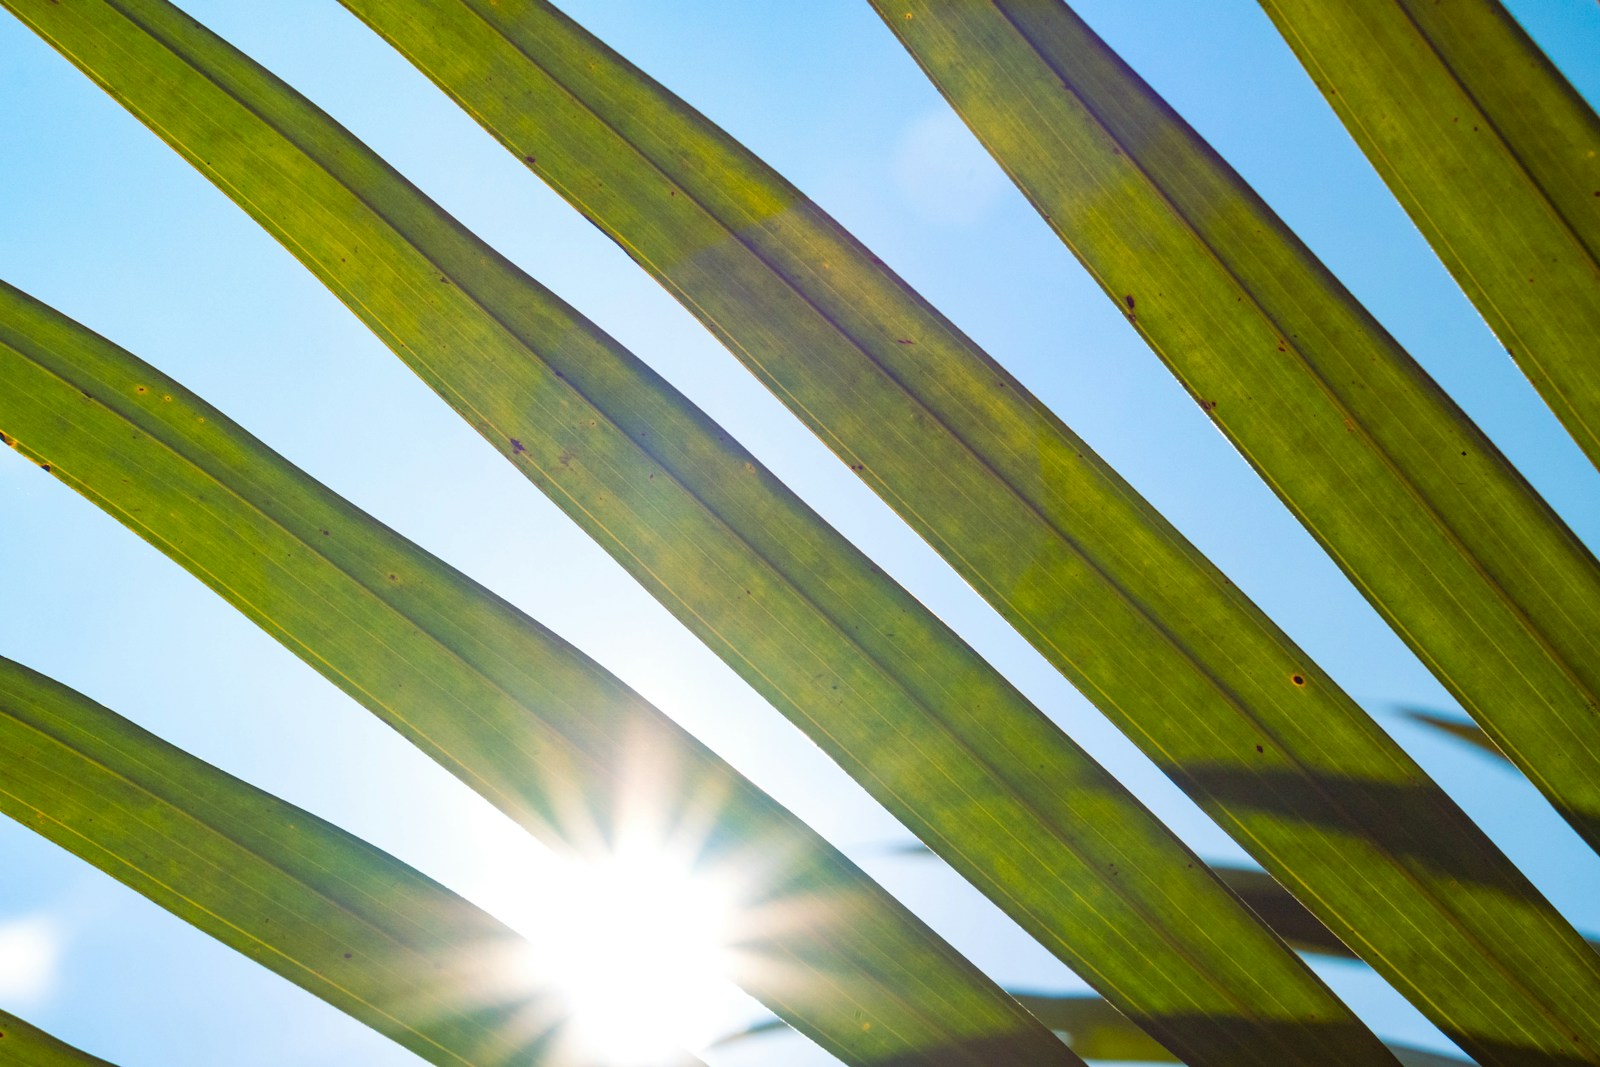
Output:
[1255, 745, 1264, 753]
[896, 338, 915, 345]
[524, 155, 537, 164]
[1291, 674, 1306, 687]
[510, 438, 526, 454]
[1199, 398, 1218, 413]
[39, 464, 51, 472]
[1123, 294, 1136, 311]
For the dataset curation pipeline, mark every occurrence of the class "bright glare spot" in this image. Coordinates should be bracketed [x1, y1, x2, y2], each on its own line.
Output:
[0, 914, 61, 1007]
[504, 841, 746, 1066]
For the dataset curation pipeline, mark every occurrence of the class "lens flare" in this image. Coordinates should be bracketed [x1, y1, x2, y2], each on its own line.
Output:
[500, 839, 750, 1066]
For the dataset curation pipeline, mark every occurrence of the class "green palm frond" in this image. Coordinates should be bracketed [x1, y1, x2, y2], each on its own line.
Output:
[2, 1, 1596, 1065]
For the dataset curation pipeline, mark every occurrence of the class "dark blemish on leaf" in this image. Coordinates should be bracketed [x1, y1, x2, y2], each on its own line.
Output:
[136, 385, 148, 394]
[1123, 294, 1135, 311]
[0, 431, 10, 446]
[1291, 674, 1306, 687]
[39, 464, 51, 473]
[670, 189, 677, 197]
[1256, 745, 1264, 753]
[1460, 451, 1467, 457]
[387, 573, 398, 582]
[524, 155, 537, 164]
[1199, 398, 1217, 413]
[321, 529, 330, 536]
[510, 438, 526, 454]
[343, 952, 353, 959]
[896, 338, 915, 345]
[439, 275, 450, 284]
[1277, 342, 1287, 352]
[851, 464, 865, 471]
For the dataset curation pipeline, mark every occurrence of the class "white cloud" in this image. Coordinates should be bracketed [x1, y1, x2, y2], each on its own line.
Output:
[0, 914, 62, 1008]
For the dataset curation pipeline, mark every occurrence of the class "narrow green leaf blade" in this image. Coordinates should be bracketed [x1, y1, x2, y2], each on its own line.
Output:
[0, 656, 641, 1067]
[1012, 994, 1474, 1067]
[1260, 0, 1600, 469]
[868, 0, 1600, 866]
[892, 844, 1349, 960]
[0, 3, 1398, 1065]
[1014, 994, 1473, 1067]
[0, 283, 1072, 1067]
[0, 1009, 116, 1067]
[305, 1, 1600, 1062]
[1402, 708, 1513, 765]
[718, 995, 1475, 1067]
[1011, 998, 1472, 1067]
[871, 0, 1600, 849]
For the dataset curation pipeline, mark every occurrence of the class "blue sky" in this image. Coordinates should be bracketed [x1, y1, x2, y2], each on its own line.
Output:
[2, 1, 1598, 1064]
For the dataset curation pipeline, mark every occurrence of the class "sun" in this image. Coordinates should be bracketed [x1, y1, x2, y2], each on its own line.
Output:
[498, 834, 753, 1066]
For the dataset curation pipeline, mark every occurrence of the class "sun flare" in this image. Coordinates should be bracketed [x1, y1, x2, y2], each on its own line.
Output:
[502, 837, 752, 1066]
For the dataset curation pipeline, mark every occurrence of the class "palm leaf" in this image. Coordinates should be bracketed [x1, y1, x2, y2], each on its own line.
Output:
[1401, 707, 1512, 765]
[1259, 0, 1600, 469]
[0, 280, 1070, 1067]
[296, 1, 1600, 1062]
[716, 993, 1475, 1067]
[1015, 993, 1471, 1067]
[865, 0, 1600, 865]
[0, 1008, 115, 1067]
[0, 3, 1403, 1064]
[0, 655, 660, 1067]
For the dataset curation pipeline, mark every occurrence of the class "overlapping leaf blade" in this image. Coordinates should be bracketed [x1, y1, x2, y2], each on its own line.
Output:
[307, 0, 1600, 1062]
[866, 0, 1600, 856]
[0, 1008, 116, 1067]
[0, 2, 1405, 1064]
[885, 0, 1600, 835]
[1002, 995, 1470, 1067]
[718, 994, 1474, 1067]
[1260, 0, 1600, 470]
[0, 282, 1072, 1067]
[1403, 708, 1512, 765]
